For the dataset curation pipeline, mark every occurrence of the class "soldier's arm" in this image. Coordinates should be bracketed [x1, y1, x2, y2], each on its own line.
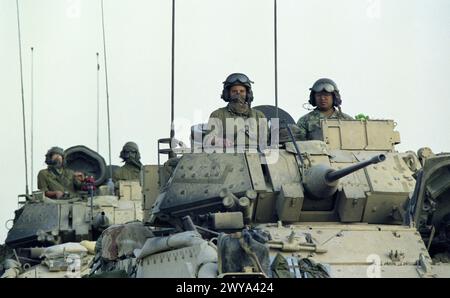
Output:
[256, 111, 270, 146]
[204, 111, 214, 137]
[296, 117, 308, 141]
[37, 171, 48, 192]
[112, 167, 121, 183]
[204, 110, 230, 147]
[45, 191, 64, 199]
[37, 171, 64, 198]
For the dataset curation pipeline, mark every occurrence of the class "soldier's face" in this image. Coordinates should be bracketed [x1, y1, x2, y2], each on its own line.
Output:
[314, 92, 333, 111]
[51, 154, 63, 167]
[123, 149, 138, 161]
[229, 85, 247, 102]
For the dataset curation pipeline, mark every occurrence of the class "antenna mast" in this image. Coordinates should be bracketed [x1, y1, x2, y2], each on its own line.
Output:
[30, 46, 34, 192]
[100, 0, 113, 179]
[16, 0, 29, 196]
[96, 52, 100, 153]
[170, 0, 176, 144]
[274, 0, 279, 119]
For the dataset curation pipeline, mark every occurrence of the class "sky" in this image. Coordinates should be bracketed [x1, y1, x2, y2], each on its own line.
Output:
[1, 0, 449, 242]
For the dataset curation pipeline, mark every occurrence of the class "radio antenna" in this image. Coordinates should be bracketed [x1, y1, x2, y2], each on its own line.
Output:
[100, 0, 113, 179]
[30, 46, 34, 192]
[16, 0, 29, 196]
[96, 52, 100, 153]
[170, 0, 176, 144]
[274, 0, 279, 120]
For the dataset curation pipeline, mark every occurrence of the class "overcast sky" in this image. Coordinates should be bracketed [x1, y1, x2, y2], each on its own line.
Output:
[1, 0, 449, 242]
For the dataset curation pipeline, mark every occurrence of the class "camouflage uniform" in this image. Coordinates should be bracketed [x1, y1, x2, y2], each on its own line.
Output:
[113, 163, 141, 181]
[205, 104, 267, 147]
[113, 142, 142, 183]
[37, 167, 79, 197]
[297, 108, 353, 141]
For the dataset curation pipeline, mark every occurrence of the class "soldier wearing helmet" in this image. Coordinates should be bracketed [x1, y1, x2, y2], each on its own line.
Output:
[37, 146, 84, 199]
[204, 73, 267, 149]
[113, 142, 142, 182]
[297, 78, 353, 141]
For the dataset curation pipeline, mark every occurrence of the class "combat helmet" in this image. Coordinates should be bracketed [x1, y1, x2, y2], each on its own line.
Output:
[221, 73, 254, 103]
[119, 142, 141, 162]
[44, 146, 64, 165]
[308, 78, 342, 107]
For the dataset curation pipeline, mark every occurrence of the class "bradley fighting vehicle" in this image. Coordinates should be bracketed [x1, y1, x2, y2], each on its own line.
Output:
[0, 145, 144, 278]
[87, 106, 450, 278]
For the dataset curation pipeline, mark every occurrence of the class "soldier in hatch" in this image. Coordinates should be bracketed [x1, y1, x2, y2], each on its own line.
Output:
[113, 142, 142, 182]
[37, 146, 84, 199]
[297, 78, 353, 141]
[204, 73, 268, 150]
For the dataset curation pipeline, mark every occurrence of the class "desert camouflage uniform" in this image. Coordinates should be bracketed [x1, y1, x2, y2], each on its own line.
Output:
[205, 104, 267, 147]
[37, 167, 79, 197]
[113, 163, 141, 181]
[297, 108, 353, 141]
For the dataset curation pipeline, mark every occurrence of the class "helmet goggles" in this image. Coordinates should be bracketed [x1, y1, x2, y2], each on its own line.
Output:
[123, 147, 137, 153]
[223, 73, 254, 86]
[48, 146, 64, 157]
[310, 82, 336, 93]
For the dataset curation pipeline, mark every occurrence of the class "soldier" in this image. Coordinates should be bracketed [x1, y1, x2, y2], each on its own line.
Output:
[297, 78, 353, 141]
[37, 146, 84, 199]
[204, 73, 267, 149]
[113, 142, 142, 182]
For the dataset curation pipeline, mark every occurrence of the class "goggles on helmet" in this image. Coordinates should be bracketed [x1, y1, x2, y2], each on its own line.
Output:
[310, 82, 336, 93]
[48, 147, 64, 156]
[123, 146, 137, 152]
[223, 73, 254, 86]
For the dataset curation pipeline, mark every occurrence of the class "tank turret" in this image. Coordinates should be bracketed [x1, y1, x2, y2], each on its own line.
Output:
[66, 109, 450, 278]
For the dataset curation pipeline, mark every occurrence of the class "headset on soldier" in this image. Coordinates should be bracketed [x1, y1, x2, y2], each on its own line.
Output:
[45, 146, 65, 166]
[119, 142, 141, 162]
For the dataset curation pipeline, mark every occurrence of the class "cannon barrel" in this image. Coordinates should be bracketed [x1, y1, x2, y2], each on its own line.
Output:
[304, 154, 386, 199]
[326, 154, 386, 183]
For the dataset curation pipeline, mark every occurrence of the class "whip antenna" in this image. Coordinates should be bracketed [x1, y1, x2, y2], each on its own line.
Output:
[96, 52, 100, 153]
[274, 0, 279, 120]
[170, 0, 176, 148]
[16, 0, 29, 196]
[101, 0, 113, 179]
[30, 46, 34, 192]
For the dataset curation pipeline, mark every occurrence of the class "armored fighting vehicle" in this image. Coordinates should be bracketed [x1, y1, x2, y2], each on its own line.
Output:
[0, 145, 144, 278]
[87, 106, 450, 278]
